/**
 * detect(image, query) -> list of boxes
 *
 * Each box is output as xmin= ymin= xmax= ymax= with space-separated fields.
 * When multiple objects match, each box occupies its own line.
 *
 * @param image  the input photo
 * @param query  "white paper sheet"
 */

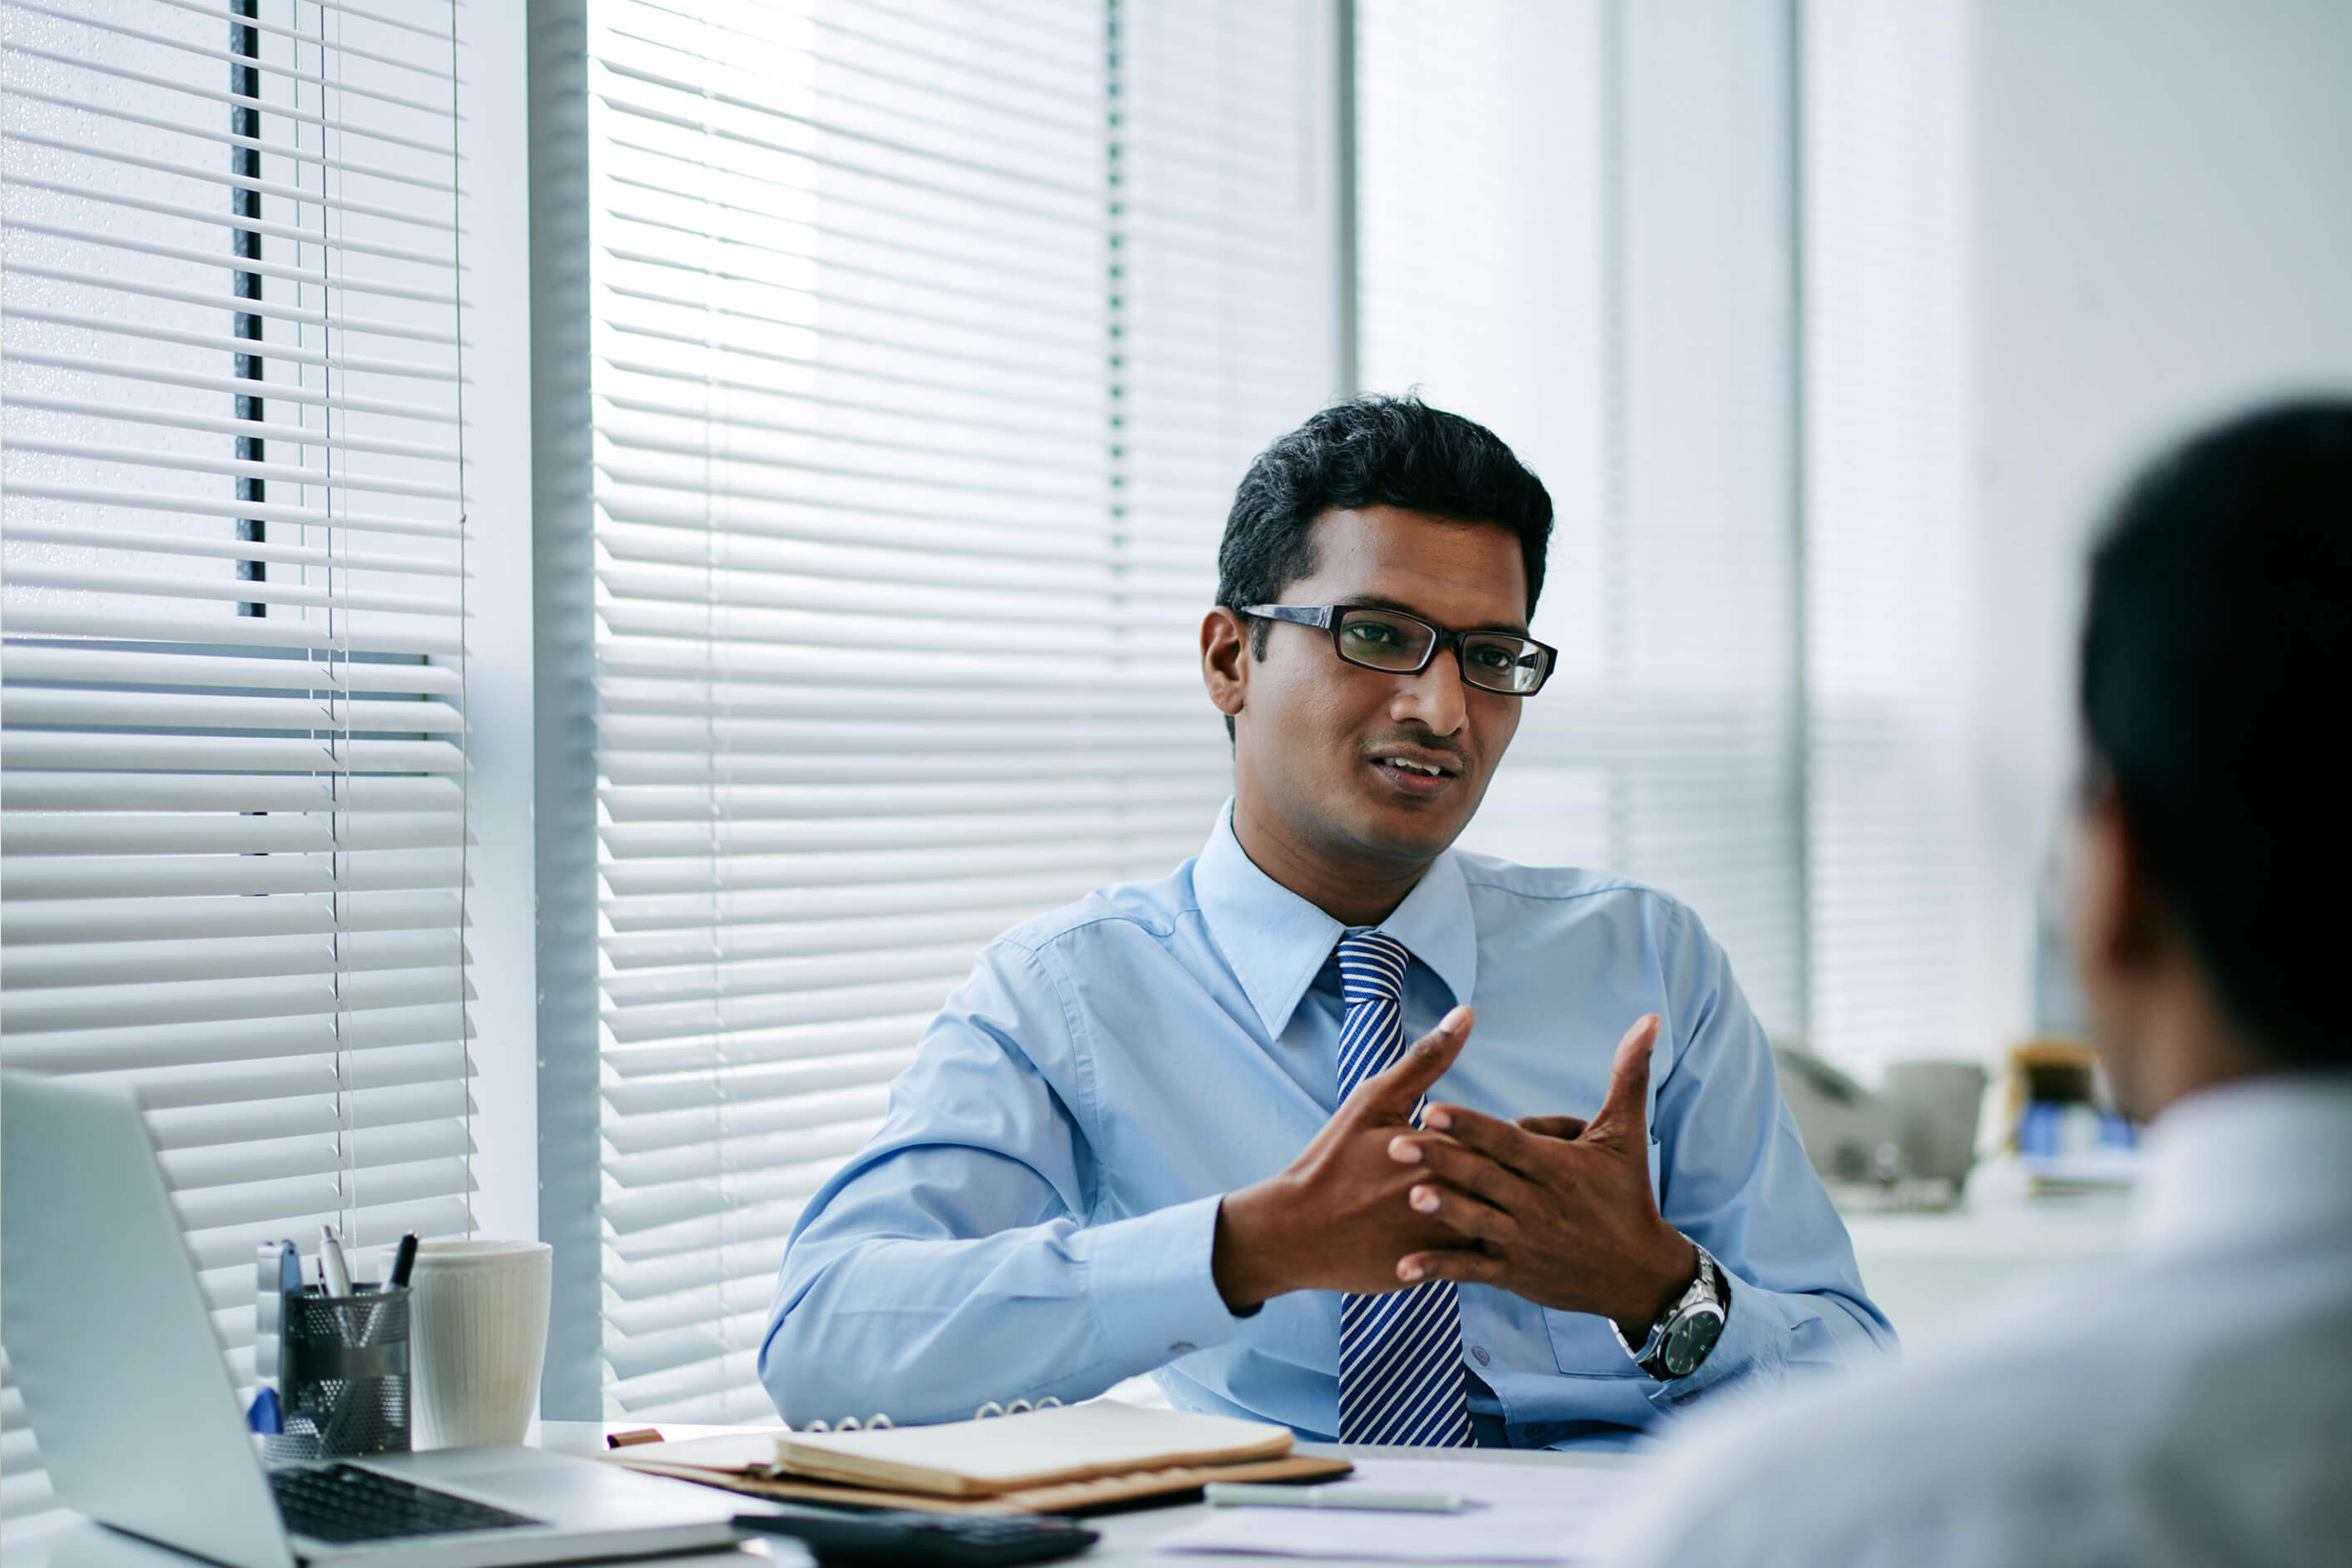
xmin=1153 ymin=1457 xmax=1633 ymax=1564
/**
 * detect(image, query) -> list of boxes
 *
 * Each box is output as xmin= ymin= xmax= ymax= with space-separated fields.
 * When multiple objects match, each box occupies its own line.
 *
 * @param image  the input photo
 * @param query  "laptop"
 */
xmin=1 ymin=1070 xmax=755 ymax=1568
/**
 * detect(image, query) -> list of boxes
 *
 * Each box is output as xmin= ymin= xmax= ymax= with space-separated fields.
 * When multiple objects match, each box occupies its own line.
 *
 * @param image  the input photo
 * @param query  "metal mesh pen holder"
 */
xmin=264 ymin=1286 xmax=412 ymax=1463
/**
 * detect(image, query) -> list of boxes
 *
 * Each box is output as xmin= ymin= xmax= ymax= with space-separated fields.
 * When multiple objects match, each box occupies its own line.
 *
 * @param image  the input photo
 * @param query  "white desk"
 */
xmin=551 ymin=1426 xmax=1637 ymax=1568
xmin=1842 ymin=1164 xmax=2131 ymax=1352
xmin=15 ymin=1425 xmax=1640 ymax=1568
xmin=1069 ymin=1445 xmax=1635 ymax=1567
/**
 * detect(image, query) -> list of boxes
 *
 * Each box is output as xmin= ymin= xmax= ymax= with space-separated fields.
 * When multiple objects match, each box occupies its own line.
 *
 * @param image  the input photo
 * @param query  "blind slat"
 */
xmin=598 ymin=808 xmax=1208 ymax=860
xmin=604 ymin=1015 xmax=930 ymax=1080
xmin=5 ymin=394 xmax=460 ymax=457
xmin=3 ymin=440 xmax=464 ymax=502
xmin=596 ymin=778 xmax=1209 ymax=821
xmin=0 ymin=650 xmax=464 ymax=697
xmin=600 ymin=911 xmax=1021 ymax=970
xmin=2 ymin=354 xmax=462 ymax=424
xmin=87 ymin=1040 xmax=472 ymax=1114
xmin=4 ymin=813 xmax=472 ymax=857
xmin=1 ymin=609 xmax=463 ymax=657
xmin=2 ymin=734 xmax=468 ymax=775
xmin=4 ymin=890 xmax=464 ymax=947
xmin=6 ymin=930 xmax=464 ymax=991
xmin=2 ymin=690 xmax=464 ymax=734
xmin=602 ymin=1050 xmax=915 ymax=1118
xmin=173 ymin=1155 xmax=475 ymax=1238
xmin=2 ymin=564 xmax=465 ymax=619
xmin=2 ymin=268 xmax=459 ymax=347
xmin=2 ymin=1001 xmax=470 ymax=1076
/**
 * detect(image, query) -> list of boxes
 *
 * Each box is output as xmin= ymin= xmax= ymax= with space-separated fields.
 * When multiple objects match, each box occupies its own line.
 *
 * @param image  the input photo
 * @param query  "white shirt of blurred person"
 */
xmin=1605 ymin=400 xmax=2352 ymax=1568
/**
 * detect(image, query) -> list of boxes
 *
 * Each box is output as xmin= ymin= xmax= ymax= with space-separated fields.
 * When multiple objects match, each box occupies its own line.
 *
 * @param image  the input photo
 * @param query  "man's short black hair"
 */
xmin=2081 ymin=398 xmax=2352 ymax=1069
xmin=1217 ymin=394 xmax=1553 ymax=647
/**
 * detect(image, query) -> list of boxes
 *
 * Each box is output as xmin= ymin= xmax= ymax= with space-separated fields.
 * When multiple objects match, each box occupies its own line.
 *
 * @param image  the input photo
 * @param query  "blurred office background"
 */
xmin=5 ymin=0 xmax=2351 ymax=1530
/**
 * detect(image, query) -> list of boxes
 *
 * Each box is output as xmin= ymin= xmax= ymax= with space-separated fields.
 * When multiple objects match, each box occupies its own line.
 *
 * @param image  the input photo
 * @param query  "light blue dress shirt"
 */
xmin=761 ymin=806 xmax=1893 ymax=1447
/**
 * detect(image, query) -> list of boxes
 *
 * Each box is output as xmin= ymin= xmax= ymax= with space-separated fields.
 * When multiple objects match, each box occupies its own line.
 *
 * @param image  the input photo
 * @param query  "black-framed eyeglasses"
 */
xmin=1242 ymin=603 xmax=1556 ymax=696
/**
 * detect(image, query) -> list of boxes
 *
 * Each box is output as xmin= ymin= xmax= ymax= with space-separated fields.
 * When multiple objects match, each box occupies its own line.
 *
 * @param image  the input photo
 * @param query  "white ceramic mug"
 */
xmin=1885 ymin=1061 xmax=1990 ymax=1186
xmin=407 ymin=1239 xmax=552 ymax=1449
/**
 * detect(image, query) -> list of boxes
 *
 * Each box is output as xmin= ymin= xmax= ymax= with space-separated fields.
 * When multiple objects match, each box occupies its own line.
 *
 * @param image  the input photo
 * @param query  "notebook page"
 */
xmin=776 ymin=1402 xmax=1293 ymax=1495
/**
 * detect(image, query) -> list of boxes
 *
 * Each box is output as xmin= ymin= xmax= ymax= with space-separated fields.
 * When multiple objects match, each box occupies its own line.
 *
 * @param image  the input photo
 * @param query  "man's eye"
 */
xmin=1345 ymin=621 xmax=1401 ymax=648
xmin=1469 ymin=643 xmax=1516 ymax=669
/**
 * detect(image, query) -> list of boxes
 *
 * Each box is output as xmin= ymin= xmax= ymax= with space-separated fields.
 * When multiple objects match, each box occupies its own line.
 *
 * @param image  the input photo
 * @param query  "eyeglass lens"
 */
xmin=1334 ymin=608 xmax=1548 ymax=694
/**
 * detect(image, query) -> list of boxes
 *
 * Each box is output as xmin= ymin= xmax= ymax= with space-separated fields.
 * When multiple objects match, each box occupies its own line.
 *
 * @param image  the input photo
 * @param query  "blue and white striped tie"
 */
xmin=1333 ymin=930 xmax=1473 ymax=1448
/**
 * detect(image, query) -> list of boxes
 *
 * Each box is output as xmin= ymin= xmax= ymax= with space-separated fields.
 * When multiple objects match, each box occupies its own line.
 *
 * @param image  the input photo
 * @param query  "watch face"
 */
xmin=1663 ymin=1310 xmax=1724 ymax=1377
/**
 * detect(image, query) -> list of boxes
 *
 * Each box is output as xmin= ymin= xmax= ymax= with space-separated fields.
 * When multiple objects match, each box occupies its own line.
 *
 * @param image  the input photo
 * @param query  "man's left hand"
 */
xmin=1385 ymin=1014 xmax=1698 ymax=1344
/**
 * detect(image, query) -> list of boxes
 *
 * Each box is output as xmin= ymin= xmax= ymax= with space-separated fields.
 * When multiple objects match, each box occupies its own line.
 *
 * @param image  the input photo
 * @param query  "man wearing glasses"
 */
xmin=762 ymin=396 xmax=1890 ymax=1445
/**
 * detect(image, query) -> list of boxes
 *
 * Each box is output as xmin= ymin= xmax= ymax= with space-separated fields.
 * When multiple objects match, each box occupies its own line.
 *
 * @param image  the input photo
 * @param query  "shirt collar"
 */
xmin=1193 ymin=800 xmax=1480 ymax=1039
xmin=2133 ymin=1069 xmax=2352 ymax=1262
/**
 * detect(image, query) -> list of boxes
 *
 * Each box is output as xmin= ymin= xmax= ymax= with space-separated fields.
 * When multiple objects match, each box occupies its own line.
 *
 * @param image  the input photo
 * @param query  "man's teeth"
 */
xmin=1385 ymin=759 xmax=1444 ymax=777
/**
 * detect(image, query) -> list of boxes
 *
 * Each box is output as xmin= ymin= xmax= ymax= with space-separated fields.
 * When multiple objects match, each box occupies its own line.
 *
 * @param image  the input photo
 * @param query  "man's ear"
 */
xmin=1202 ymin=607 xmax=1249 ymax=718
xmin=2072 ymin=781 xmax=2170 ymax=988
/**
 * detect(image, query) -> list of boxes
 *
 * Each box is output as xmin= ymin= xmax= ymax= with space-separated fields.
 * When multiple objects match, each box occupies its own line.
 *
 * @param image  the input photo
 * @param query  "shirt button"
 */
xmin=1169 ymin=1342 xmax=1197 ymax=1354
xmin=1526 ymin=1422 xmax=1552 ymax=1443
xmin=1469 ymin=1345 xmax=1491 ymax=1367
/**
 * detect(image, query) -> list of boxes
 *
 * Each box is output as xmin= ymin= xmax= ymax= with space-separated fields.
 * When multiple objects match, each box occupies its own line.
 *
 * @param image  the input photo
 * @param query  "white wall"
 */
xmin=1966 ymin=0 xmax=2352 ymax=1053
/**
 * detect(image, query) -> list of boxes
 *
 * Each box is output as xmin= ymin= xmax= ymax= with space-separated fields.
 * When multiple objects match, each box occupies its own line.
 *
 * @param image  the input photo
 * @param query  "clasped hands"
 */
xmin=1212 ymin=1007 xmax=1697 ymax=1343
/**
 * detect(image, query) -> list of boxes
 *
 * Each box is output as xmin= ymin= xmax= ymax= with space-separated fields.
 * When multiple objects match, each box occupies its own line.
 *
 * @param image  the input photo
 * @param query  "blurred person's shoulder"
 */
xmin=1604 ymin=1240 xmax=2352 ymax=1567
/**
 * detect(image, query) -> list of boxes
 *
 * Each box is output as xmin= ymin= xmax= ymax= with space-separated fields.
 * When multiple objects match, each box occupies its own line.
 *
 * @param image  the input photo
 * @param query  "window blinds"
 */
xmin=1356 ymin=0 xmax=1805 ymax=1037
xmin=1800 ymin=0 xmax=1975 ymax=1073
xmin=2 ymin=0 xmax=469 ymax=1530
xmin=570 ymin=0 xmax=1339 ymax=1421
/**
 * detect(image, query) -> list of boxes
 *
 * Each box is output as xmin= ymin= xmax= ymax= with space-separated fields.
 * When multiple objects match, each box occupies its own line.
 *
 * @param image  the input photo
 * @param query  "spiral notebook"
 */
xmin=603 ymin=1404 xmax=1351 ymax=1514
xmin=780 ymin=1402 xmax=1294 ymax=1495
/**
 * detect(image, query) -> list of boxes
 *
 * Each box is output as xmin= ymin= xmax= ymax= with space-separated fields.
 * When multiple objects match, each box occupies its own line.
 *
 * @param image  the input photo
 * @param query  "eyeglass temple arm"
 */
xmin=1237 ymin=604 xmax=1334 ymax=629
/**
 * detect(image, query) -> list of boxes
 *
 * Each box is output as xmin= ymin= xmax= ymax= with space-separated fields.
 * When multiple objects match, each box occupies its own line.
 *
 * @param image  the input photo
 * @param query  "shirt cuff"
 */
xmin=1079 ymin=1193 xmax=1252 ymax=1367
xmin=1640 ymin=1273 xmax=1798 ymax=1410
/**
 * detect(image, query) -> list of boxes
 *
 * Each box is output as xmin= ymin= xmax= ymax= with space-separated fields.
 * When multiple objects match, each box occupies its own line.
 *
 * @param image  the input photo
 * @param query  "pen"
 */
xmin=319 ymin=1223 xmax=353 ymax=1298
xmin=387 ymin=1232 xmax=419 ymax=1290
xmin=1203 ymin=1482 xmax=1473 ymax=1513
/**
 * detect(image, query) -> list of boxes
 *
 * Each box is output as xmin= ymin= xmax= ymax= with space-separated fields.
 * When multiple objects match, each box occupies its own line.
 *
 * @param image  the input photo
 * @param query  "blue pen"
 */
xmin=247 ymin=1385 xmax=283 ymax=1435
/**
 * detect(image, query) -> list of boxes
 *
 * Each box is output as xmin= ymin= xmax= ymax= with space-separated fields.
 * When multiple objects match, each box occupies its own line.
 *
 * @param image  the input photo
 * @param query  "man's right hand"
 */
xmin=1210 ymin=1005 xmax=1475 ymax=1312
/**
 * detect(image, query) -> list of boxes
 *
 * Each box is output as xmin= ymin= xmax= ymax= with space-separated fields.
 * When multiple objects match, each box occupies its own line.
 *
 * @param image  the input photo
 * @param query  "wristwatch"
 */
xmin=1612 ymin=1240 xmax=1730 ymax=1381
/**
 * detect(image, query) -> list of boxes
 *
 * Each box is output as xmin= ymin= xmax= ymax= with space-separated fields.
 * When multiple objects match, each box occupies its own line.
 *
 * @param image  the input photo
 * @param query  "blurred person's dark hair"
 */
xmin=1218 ymin=392 xmax=1553 ymax=658
xmin=2081 ymin=398 xmax=2352 ymax=1069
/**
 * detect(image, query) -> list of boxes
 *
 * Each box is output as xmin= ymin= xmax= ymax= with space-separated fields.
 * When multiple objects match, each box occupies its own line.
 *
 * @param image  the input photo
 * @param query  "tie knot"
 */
xmin=1334 ymin=930 xmax=1411 ymax=1007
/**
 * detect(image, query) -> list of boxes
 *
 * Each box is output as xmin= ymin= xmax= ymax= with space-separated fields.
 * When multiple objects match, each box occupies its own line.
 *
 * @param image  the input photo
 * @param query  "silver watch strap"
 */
xmin=1614 ymin=1240 xmax=1729 ymax=1375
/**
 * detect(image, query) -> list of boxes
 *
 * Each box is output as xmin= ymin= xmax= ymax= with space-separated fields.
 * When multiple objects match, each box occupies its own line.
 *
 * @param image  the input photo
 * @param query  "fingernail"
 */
xmin=1424 ymin=1107 xmax=1451 ymax=1130
xmin=1389 ymin=1137 xmax=1422 ymax=1164
xmin=1400 ymin=1263 xmax=1425 ymax=1283
xmin=1412 ymin=1186 xmax=1439 ymax=1213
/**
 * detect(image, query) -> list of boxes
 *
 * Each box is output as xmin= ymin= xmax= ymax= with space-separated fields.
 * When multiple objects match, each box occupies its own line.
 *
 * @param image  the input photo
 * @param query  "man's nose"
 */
xmin=1389 ymin=648 xmax=1469 ymax=735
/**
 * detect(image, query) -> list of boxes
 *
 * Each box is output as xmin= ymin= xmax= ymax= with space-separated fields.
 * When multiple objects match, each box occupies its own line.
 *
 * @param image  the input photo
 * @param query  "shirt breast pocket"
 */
xmin=1541 ymin=1137 xmax=1665 ymax=1377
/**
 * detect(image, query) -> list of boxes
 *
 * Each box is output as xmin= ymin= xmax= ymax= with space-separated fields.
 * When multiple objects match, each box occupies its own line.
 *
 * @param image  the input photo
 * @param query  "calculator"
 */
xmin=731 ymin=1508 xmax=1099 ymax=1566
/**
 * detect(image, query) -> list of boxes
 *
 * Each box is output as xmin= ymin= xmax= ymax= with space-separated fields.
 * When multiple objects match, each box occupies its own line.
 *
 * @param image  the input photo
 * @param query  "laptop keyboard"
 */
xmin=270 ymin=1464 xmax=546 ymax=1543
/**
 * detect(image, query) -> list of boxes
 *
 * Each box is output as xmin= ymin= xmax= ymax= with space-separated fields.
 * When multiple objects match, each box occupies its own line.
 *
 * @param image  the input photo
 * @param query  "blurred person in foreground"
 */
xmin=1609 ymin=399 xmax=2352 ymax=1566
xmin=762 ymin=396 xmax=1891 ymax=1445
